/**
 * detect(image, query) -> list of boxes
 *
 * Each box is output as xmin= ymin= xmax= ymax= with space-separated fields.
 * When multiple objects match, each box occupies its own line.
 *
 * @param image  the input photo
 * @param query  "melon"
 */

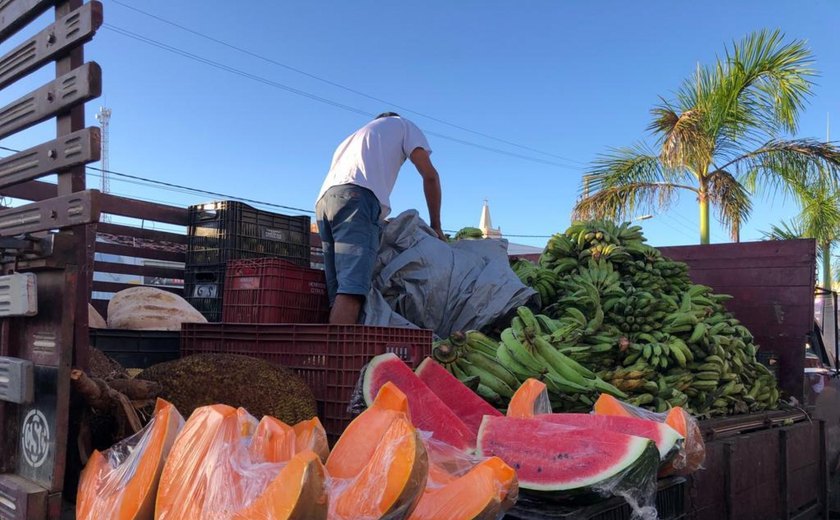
xmin=408 ymin=457 xmax=517 ymax=520
xmin=363 ymin=353 xmax=476 ymax=450
xmin=108 ymin=286 xmax=206 ymax=331
xmin=250 ymin=416 xmax=296 ymax=463
xmin=330 ymin=415 xmax=428 ymax=519
xmin=293 ymin=417 xmax=330 ymax=463
xmin=535 ymin=413 xmax=682 ymax=460
xmin=506 ymin=378 xmax=551 ymax=418
xmin=415 ymin=357 xmax=502 ymax=433
xmin=76 ymin=399 xmax=183 ymax=520
xmin=661 ymin=407 xmax=705 ymax=475
xmin=593 ymin=394 xmax=634 ymax=418
xmin=477 ymin=416 xmax=657 ymax=492
xmin=155 ymin=404 xmax=254 ymax=518
xmin=327 ymin=382 xmax=411 ymax=479
xmin=231 ymin=450 xmax=328 ymax=520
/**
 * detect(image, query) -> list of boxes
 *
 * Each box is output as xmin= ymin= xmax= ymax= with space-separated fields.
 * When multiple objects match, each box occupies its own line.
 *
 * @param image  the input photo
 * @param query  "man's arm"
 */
xmin=409 ymin=147 xmax=445 ymax=240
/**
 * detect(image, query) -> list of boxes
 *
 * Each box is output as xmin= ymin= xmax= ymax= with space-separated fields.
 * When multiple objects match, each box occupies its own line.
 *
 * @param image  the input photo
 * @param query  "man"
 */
xmin=315 ymin=112 xmax=444 ymax=324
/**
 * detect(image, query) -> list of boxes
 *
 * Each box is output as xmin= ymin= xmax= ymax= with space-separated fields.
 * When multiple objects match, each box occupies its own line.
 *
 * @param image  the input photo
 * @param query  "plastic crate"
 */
xmin=180 ymin=323 xmax=432 ymax=442
xmin=187 ymin=200 xmax=311 ymax=268
xmin=222 ymin=258 xmax=329 ymax=324
xmin=89 ymin=329 xmax=180 ymax=369
xmin=506 ymin=477 xmax=685 ymax=519
xmin=184 ymin=264 xmax=226 ymax=322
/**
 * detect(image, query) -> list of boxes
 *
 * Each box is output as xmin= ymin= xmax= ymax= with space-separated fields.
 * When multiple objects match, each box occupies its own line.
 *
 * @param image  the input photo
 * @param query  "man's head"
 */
xmin=375 ymin=112 xmax=401 ymax=119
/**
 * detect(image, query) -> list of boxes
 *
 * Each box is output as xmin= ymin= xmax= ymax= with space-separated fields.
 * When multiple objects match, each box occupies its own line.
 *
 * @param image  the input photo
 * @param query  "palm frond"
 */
xmin=722 ymin=139 xmax=840 ymax=198
xmin=649 ymin=104 xmax=711 ymax=170
xmin=581 ymin=144 xmax=689 ymax=195
xmin=572 ymin=182 xmax=687 ymax=222
xmin=762 ymin=219 xmax=805 ymax=241
xmin=706 ymin=169 xmax=753 ymax=240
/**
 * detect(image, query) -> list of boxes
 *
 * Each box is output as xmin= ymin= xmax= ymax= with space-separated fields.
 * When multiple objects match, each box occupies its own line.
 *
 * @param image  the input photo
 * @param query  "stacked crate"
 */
xmin=185 ymin=201 xmax=310 ymax=321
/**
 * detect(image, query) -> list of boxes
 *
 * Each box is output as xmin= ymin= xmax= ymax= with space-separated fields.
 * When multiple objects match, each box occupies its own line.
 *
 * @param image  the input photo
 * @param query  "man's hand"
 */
xmin=432 ymin=225 xmax=446 ymax=241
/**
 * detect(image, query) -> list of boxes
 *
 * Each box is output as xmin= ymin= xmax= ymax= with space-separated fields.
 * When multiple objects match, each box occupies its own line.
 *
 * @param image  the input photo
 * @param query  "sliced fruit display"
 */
xmin=415 ymin=357 xmax=502 ymax=433
xmin=327 ymin=381 xmax=411 ymax=479
xmin=250 ymin=415 xmax=296 ymax=463
xmin=477 ymin=416 xmax=657 ymax=492
xmin=330 ymin=415 xmax=428 ymax=520
xmin=293 ymin=417 xmax=330 ymax=463
xmin=408 ymin=457 xmax=517 ymax=520
xmin=506 ymin=378 xmax=552 ymax=418
xmin=363 ymin=353 xmax=476 ymax=450
xmin=593 ymin=393 xmax=635 ymax=418
xmin=231 ymin=450 xmax=328 ymax=520
xmin=77 ymin=399 xmax=183 ymax=520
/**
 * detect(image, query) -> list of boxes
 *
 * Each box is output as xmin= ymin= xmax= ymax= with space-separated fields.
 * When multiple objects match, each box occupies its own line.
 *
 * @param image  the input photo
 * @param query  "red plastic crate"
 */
xmin=222 ymin=258 xmax=329 ymax=323
xmin=180 ymin=323 xmax=433 ymax=443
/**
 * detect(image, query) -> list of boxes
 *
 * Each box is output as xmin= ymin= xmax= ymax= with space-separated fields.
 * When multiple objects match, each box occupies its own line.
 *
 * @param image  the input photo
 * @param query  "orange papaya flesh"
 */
xmin=409 ymin=456 xmax=517 ymax=520
xmin=330 ymin=415 xmax=428 ymax=520
xmin=592 ymin=393 xmax=635 ymax=418
xmin=155 ymin=404 xmax=254 ymax=519
xmin=293 ymin=417 xmax=330 ymax=464
xmin=326 ymin=381 xmax=410 ymax=479
xmin=250 ymin=415 xmax=296 ymax=463
xmin=76 ymin=398 xmax=183 ymax=520
xmin=231 ymin=450 xmax=328 ymax=520
xmin=506 ymin=378 xmax=551 ymax=418
xmin=660 ymin=406 xmax=706 ymax=476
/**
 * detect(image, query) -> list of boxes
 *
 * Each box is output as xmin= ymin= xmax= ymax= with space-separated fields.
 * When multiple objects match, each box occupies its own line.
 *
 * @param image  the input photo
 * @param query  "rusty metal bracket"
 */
xmin=0 ymin=0 xmax=59 ymax=43
xmin=0 ymin=1 xmax=102 ymax=91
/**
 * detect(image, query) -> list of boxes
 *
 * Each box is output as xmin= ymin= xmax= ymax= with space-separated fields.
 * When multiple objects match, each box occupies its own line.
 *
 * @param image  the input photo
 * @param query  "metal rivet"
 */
xmin=47 ymin=150 xmax=56 ymax=159
xmin=46 ymin=92 xmax=54 ymax=103
xmin=46 ymin=33 xmax=55 ymax=45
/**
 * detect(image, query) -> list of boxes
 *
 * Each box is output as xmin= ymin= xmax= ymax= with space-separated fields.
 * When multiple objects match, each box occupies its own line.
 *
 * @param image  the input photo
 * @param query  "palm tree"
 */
xmin=763 ymin=176 xmax=840 ymax=289
xmin=574 ymin=29 xmax=840 ymax=244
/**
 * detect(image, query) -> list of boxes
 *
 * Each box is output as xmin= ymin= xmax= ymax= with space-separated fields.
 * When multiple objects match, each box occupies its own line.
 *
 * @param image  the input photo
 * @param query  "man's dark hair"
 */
xmin=375 ymin=112 xmax=401 ymax=119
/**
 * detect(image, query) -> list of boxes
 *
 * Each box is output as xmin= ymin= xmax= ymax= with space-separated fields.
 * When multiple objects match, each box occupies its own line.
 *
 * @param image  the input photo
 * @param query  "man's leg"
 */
xmin=330 ymin=294 xmax=364 ymax=324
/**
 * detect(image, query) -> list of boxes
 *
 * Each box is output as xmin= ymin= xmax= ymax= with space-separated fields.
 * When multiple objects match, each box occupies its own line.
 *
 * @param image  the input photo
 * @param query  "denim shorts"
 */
xmin=315 ymin=184 xmax=382 ymax=305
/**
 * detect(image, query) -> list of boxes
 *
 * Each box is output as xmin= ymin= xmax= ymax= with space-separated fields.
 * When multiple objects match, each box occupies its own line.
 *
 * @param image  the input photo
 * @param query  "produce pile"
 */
xmin=77 ymin=390 xmax=518 ymax=520
xmin=435 ymin=220 xmax=780 ymax=417
xmin=360 ymin=353 xmax=703 ymax=515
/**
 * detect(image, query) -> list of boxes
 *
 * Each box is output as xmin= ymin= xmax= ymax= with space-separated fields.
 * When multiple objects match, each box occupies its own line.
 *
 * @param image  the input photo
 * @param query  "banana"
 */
xmin=465 ymin=330 xmax=500 ymax=357
xmin=688 ymin=323 xmax=707 ymax=344
xmin=459 ymin=359 xmax=516 ymax=398
xmin=501 ymin=329 xmax=548 ymax=375
xmin=474 ymin=383 xmax=504 ymax=405
xmin=516 ymin=306 xmax=540 ymax=337
xmin=531 ymin=335 xmax=591 ymax=388
xmin=463 ymin=349 xmax=520 ymax=389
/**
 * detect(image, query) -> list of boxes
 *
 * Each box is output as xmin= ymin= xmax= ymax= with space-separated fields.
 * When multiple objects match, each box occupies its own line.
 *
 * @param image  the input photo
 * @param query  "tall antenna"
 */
xmin=95 ymin=106 xmax=112 ymax=222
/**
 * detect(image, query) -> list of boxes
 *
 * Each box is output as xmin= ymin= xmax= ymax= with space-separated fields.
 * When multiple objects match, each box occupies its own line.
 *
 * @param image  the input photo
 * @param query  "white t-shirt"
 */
xmin=316 ymin=116 xmax=431 ymax=219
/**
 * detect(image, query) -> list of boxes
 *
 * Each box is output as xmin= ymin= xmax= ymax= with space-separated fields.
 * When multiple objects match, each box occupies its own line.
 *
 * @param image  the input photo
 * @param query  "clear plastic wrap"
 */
xmin=593 ymin=394 xmax=706 ymax=476
xmin=76 ymin=398 xmax=184 ymax=520
xmin=408 ymin=436 xmax=519 ymax=520
xmin=155 ymin=405 xmax=328 ymax=520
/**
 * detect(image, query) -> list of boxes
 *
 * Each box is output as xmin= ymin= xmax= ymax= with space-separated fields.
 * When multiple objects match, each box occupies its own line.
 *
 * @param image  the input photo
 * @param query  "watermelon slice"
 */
xmin=477 ymin=416 xmax=656 ymax=491
xmin=363 ymin=353 xmax=476 ymax=450
xmin=537 ymin=414 xmax=682 ymax=460
xmin=415 ymin=357 xmax=503 ymax=433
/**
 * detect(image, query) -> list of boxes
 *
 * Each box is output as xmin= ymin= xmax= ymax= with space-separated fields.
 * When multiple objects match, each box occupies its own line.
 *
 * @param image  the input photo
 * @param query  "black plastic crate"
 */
xmin=89 ymin=329 xmax=180 ymax=369
xmin=187 ymin=201 xmax=310 ymax=268
xmin=505 ymin=477 xmax=685 ymax=520
xmin=184 ymin=264 xmax=226 ymax=322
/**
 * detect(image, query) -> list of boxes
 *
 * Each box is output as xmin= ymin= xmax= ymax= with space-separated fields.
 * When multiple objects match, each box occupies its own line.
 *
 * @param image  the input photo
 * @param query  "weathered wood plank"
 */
xmin=0 ymin=0 xmax=58 ymax=42
xmin=0 ymin=128 xmax=99 ymax=189
xmin=0 ymin=1 xmax=102 ymax=90
xmin=92 ymin=281 xmax=183 ymax=296
xmin=97 ymin=222 xmax=187 ymax=244
xmin=0 ymin=62 xmax=101 ymax=141
xmin=94 ymin=261 xmax=183 ymax=279
xmin=0 ymin=189 xmax=99 ymax=235
xmin=95 ymin=242 xmax=184 ymax=263
xmin=100 ymin=193 xmax=189 ymax=227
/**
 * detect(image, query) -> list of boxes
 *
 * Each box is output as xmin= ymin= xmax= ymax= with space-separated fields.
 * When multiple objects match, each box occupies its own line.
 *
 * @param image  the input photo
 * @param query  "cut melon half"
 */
xmin=506 ymin=378 xmax=551 ymax=418
xmin=232 ymin=450 xmax=328 ymax=520
xmin=293 ymin=417 xmax=330 ymax=464
xmin=592 ymin=393 xmax=634 ymax=418
xmin=477 ymin=416 xmax=655 ymax=491
xmin=250 ymin=416 xmax=296 ymax=463
xmin=408 ymin=456 xmax=517 ymax=520
xmin=77 ymin=398 xmax=183 ymax=520
xmin=327 ymin=381 xmax=410 ymax=479
xmin=330 ymin=416 xmax=428 ymax=519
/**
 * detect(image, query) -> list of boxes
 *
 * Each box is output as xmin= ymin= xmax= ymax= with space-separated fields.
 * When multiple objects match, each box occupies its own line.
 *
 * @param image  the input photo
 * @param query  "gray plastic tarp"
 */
xmin=362 ymin=210 xmax=537 ymax=338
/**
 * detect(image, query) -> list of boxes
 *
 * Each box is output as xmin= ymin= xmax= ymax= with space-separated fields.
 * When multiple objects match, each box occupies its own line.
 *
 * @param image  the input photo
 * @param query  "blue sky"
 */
xmin=3 ymin=1 xmax=839 ymax=247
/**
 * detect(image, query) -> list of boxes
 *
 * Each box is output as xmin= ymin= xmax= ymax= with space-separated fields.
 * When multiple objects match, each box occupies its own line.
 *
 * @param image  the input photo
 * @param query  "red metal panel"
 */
xmin=727 ymin=428 xmax=783 ymax=520
xmin=660 ymin=239 xmax=816 ymax=402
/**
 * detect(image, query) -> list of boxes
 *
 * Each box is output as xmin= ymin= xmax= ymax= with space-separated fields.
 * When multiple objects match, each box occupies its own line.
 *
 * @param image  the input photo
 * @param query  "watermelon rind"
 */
xmin=476 ymin=416 xmax=655 ymax=492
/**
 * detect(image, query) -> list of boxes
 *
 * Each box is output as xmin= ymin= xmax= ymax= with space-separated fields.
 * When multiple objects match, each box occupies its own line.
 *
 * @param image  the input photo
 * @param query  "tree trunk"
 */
xmin=699 ymin=190 xmax=710 ymax=245
xmin=822 ymin=242 xmax=832 ymax=290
